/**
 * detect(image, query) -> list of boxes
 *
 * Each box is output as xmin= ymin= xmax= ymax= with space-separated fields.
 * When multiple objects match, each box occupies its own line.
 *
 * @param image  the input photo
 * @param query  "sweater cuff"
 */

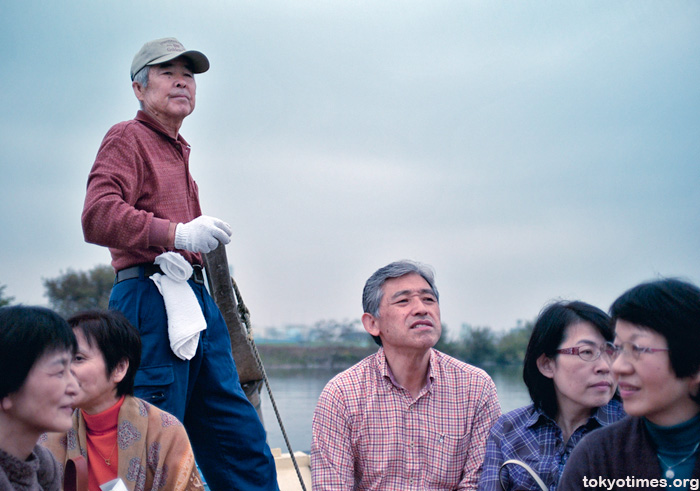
xmin=149 ymin=217 xmax=172 ymax=248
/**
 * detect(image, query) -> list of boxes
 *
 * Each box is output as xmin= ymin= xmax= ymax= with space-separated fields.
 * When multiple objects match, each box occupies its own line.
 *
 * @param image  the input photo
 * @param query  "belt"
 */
xmin=115 ymin=263 xmax=205 ymax=285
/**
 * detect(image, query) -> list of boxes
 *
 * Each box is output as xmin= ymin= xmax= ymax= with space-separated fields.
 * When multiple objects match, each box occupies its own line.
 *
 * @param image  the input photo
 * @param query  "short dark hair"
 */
xmin=67 ymin=310 xmax=142 ymax=397
xmin=523 ymin=300 xmax=613 ymax=418
xmin=610 ymin=278 xmax=700 ymax=402
xmin=0 ymin=305 xmax=77 ymax=399
xmin=362 ymin=260 xmax=439 ymax=346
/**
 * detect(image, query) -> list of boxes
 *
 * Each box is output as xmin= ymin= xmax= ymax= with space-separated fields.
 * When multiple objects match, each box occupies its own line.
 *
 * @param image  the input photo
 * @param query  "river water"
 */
xmin=260 ymin=364 xmax=530 ymax=453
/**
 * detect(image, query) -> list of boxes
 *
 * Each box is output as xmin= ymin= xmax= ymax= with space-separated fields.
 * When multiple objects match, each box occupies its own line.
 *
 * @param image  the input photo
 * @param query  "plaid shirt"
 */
xmin=476 ymin=400 xmax=625 ymax=491
xmin=311 ymin=348 xmax=501 ymax=490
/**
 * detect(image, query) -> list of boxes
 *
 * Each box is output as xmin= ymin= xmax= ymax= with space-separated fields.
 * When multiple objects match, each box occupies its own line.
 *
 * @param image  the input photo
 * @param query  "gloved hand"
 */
xmin=174 ymin=215 xmax=232 ymax=253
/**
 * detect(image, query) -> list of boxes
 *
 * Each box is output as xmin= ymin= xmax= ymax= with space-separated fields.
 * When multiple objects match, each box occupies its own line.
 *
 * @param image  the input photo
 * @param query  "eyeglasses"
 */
xmin=605 ymin=341 xmax=669 ymax=361
xmin=556 ymin=344 xmax=614 ymax=362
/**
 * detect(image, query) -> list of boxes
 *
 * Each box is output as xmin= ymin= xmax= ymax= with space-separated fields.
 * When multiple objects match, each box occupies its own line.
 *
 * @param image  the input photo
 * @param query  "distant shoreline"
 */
xmin=256 ymin=344 xmax=377 ymax=370
xmin=254 ymin=343 xmax=518 ymax=371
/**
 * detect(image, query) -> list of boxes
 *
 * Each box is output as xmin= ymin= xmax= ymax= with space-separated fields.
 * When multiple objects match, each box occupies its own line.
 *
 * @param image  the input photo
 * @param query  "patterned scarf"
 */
xmin=41 ymin=396 xmax=204 ymax=491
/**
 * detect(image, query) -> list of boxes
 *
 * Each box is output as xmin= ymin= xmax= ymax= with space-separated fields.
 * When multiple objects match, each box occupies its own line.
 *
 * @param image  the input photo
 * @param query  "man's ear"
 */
xmin=362 ymin=313 xmax=380 ymax=338
xmin=536 ymin=353 xmax=555 ymax=379
xmin=132 ymin=81 xmax=145 ymax=102
xmin=111 ymin=359 xmax=129 ymax=385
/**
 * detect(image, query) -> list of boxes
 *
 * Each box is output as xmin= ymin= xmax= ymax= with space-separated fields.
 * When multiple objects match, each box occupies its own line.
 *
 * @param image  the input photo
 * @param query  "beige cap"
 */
xmin=131 ymin=37 xmax=209 ymax=80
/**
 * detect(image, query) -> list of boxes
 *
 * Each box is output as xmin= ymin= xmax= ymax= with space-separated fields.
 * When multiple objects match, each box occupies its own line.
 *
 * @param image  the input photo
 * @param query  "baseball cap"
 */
xmin=131 ymin=37 xmax=210 ymax=80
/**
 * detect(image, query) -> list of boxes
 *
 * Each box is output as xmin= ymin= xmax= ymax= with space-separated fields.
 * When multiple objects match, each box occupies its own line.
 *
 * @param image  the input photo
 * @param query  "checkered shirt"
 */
xmin=476 ymin=400 xmax=625 ymax=491
xmin=311 ymin=348 xmax=501 ymax=490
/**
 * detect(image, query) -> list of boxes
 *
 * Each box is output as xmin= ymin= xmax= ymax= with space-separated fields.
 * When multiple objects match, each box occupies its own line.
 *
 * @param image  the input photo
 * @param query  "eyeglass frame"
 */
xmin=604 ymin=341 xmax=670 ymax=361
xmin=555 ymin=344 xmax=615 ymax=362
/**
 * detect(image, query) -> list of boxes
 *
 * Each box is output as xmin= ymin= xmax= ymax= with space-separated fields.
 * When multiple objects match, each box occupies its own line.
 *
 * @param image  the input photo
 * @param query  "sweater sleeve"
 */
xmin=82 ymin=124 xmax=171 ymax=251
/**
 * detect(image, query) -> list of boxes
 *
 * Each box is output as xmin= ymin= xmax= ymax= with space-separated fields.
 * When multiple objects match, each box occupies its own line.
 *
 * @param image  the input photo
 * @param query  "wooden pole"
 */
xmin=202 ymin=245 xmax=264 ymax=414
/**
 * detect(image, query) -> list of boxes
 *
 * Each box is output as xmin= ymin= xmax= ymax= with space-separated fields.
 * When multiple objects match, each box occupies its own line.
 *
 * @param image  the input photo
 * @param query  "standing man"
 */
xmin=311 ymin=260 xmax=502 ymax=490
xmin=82 ymin=37 xmax=278 ymax=490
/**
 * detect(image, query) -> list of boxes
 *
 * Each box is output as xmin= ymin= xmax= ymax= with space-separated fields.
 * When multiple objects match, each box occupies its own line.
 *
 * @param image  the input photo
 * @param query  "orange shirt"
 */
xmin=82 ymin=396 xmax=125 ymax=491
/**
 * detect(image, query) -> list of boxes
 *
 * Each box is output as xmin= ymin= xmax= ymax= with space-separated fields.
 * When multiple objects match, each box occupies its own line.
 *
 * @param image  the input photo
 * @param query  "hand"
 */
xmin=174 ymin=215 xmax=232 ymax=253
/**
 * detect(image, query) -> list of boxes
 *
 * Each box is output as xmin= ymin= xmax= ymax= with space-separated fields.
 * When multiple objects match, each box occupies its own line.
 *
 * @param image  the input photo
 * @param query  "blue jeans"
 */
xmin=110 ymin=269 xmax=278 ymax=491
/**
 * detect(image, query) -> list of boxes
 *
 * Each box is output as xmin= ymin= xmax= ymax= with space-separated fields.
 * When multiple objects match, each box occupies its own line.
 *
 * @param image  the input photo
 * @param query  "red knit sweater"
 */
xmin=82 ymin=111 xmax=203 ymax=272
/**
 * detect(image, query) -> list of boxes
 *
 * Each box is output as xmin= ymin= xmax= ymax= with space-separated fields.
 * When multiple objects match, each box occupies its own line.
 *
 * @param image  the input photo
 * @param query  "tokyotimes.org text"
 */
xmin=582 ymin=476 xmax=700 ymax=490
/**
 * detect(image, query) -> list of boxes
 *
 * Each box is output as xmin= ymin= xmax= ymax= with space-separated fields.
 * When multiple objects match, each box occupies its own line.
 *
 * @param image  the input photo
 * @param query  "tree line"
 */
xmin=435 ymin=322 xmax=533 ymax=368
xmin=0 ymin=265 xmax=114 ymax=314
xmin=0 ymin=265 xmax=534 ymax=368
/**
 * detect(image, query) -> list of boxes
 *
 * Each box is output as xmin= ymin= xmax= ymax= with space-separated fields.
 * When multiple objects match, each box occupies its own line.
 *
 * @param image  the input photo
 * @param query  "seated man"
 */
xmin=311 ymin=260 xmax=502 ymax=490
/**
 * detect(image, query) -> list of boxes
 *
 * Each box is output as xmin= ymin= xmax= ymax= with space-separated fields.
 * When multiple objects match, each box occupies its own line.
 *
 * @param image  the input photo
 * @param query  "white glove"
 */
xmin=174 ymin=215 xmax=232 ymax=253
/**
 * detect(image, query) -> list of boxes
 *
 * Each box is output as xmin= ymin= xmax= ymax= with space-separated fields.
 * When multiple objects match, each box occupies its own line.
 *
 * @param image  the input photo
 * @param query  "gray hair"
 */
xmin=362 ymin=260 xmax=439 ymax=317
xmin=132 ymin=65 xmax=150 ymax=88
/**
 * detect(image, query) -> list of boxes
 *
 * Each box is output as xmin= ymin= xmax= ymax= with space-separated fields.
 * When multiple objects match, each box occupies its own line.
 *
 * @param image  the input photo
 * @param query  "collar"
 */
xmin=0 ymin=446 xmax=41 ymax=484
xmin=526 ymin=399 xmax=621 ymax=430
xmin=526 ymin=405 xmax=555 ymax=429
xmin=377 ymin=347 xmax=435 ymax=392
xmin=644 ymin=412 xmax=700 ymax=449
xmin=81 ymin=395 xmax=125 ymax=434
xmin=135 ymin=110 xmax=190 ymax=148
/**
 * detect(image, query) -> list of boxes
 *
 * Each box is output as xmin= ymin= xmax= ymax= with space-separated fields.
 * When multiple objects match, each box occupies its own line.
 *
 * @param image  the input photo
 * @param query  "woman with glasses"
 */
xmin=560 ymin=279 xmax=700 ymax=491
xmin=478 ymin=301 xmax=624 ymax=491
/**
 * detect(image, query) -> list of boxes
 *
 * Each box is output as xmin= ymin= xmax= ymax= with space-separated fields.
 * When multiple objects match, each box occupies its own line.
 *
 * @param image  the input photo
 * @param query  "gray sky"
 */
xmin=2 ymin=1 xmax=699 ymax=334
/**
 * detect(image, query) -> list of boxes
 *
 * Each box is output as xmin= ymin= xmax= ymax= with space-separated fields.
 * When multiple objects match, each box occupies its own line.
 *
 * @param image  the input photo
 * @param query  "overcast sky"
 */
xmin=2 ymin=1 xmax=698 ymax=334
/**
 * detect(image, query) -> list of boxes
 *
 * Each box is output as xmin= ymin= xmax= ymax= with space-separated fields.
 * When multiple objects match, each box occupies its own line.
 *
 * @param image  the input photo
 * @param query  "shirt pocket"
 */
xmin=424 ymin=421 xmax=468 ymax=486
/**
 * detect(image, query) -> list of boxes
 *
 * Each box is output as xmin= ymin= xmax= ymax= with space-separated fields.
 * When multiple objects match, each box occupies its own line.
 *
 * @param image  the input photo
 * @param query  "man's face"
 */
xmin=133 ymin=57 xmax=196 ymax=125
xmin=362 ymin=273 xmax=441 ymax=353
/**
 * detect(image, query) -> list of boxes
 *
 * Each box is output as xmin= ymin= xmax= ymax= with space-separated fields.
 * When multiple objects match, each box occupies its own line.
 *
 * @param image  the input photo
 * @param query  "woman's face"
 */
xmin=71 ymin=329 xmax=124 ymax=414
xmin=612 ymin=320 xmax=700 ymax=426
xmin=539 ymin=321 xmax=616 ymax=417
xmin=2 ymin=349 xmax=78 ymax=436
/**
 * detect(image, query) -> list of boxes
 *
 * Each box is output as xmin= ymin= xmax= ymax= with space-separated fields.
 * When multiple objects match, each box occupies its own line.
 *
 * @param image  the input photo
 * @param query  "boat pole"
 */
xmin=203 ymin=243 xmax=309 ymax=491
xmin=202 ymin=244 xmax=264 ymax=418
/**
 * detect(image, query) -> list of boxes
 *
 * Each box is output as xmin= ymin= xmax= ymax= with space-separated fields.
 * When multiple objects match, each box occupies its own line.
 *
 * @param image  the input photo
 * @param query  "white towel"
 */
xmin=100 ymin=478 xmax=128 ymax=491
xmin=150 ymin=252 xmax=207 ymax=360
